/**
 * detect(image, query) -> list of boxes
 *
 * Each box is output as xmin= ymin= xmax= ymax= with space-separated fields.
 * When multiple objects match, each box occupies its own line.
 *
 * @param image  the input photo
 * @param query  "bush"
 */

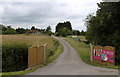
xmin=83 ymin=40 xmax=90 ymax=44
xmin=54 ymin=32 xmax=59 ymax=36
xmin=2 ymin=43 xmax=30 ymax=72
xmin=48 ymin=51 xmax=54 ymax=57
xmin=56 ymin=27 xmax=72 ymax=37
xmin=115 ymin=50 xmax=120 ymax=65
xmin=47 ymin=31 xmax=53 ymax=36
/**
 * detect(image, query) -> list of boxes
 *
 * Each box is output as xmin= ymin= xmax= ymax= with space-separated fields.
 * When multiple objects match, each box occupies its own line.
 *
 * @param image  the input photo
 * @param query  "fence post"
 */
xmin=90 ymin=43 xmax=93 ymax=63
xmin=43 ymin=43 xmax=47 ymax=64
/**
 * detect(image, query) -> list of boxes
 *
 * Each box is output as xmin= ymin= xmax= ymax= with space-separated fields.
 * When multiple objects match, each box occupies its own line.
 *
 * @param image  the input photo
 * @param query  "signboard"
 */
xmin=102 ymin=50 xmax=114 ymax=62
xmin=93 ymin=49 xmax=102 ymax=60
xmin=93 ymin=49 xmax=114 ymax=62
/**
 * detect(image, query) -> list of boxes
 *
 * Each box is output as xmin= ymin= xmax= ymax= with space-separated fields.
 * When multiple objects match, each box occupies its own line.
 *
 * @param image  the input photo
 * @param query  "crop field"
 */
xmin=2 ymin=34 xmax=59 ymax=72
xmin=2 ymin=35 xmax=55 ymax=50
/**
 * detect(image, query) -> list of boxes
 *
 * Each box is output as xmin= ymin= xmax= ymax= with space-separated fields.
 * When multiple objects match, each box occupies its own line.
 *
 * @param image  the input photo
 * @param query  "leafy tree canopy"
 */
xmin=56 ymin=21 xmax=72 ymax=33
xmin=85 ymin=2 xmax=120 ymax=49
xmin=31 ymin=26 xmax=36 ymax=30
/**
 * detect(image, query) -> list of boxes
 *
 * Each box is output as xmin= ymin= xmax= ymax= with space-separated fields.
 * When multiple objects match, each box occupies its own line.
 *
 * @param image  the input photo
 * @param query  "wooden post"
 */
xmin=28 ymin=43 xmax=47 ymax=68
xmin=28 ymin=46 xmax=37 ymax=68
xmin=90 ymin=43 xmax=93 ymax=63
xmin=43 ymin=43 xmax=47 ymax=64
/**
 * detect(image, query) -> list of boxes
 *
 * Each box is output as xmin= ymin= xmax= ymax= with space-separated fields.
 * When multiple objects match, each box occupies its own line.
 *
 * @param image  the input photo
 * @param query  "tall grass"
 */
xmin=2 ymin=35 xmax=55 ymax=50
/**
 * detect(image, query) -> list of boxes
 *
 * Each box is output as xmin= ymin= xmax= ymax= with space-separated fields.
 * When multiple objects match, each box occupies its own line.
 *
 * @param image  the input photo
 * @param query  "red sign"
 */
xmin=93 ymin=49 xmax=114 ymax=62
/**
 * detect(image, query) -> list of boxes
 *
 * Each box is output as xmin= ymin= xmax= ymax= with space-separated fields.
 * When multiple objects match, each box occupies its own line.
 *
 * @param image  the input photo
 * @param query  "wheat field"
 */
xmin=2 ymin=35 xmax=55 ymax=50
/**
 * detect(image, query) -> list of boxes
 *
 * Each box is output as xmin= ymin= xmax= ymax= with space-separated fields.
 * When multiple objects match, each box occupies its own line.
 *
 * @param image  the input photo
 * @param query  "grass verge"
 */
xmin=44 ymin=38 xmax=63 ymax=66
xmin=65 ymin=37 xmax=119 ymax=69
xmin=2 ymin=67 xmax=39 ymax=76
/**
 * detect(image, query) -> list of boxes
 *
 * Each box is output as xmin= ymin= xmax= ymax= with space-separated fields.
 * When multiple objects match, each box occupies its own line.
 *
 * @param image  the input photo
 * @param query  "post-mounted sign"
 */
xmin=91 ymin=45 xmax=115 ymax=66
xmin=93 ymin=49 xmax=114 ymax=62
xmin=102 ymin=50 xmax=114 ymax=62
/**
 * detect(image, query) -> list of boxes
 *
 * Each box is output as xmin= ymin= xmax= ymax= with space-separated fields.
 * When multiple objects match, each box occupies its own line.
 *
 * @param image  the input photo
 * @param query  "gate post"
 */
xmin=43 ymin=43 xmax=47 ymax=64
xmin=90 ymin=43 xmax=93 ymax=63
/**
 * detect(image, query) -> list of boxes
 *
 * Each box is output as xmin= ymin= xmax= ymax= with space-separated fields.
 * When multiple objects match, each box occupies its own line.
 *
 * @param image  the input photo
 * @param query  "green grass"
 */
xmin=65 ymin=37 xmax=90 ymax=63
xmin=67 ymin=35 xmax=87 ymax=41
xmin=65 ymin=36 xmax=119 ymax=69
xmin=2 ymin=67 xmax=39 ymax=76
xmin=44 ymin=39 xmax=63 ymax=65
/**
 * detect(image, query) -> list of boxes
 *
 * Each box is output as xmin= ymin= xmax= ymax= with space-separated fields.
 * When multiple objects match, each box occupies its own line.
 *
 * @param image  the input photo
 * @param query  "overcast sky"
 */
xmin=0 ymin=0 xmax=102 ymax=32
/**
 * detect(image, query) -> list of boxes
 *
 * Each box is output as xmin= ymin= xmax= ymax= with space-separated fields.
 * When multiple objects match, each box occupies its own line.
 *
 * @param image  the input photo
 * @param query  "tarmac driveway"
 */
xmin=25 ymin=38 xmax=118 ymax=75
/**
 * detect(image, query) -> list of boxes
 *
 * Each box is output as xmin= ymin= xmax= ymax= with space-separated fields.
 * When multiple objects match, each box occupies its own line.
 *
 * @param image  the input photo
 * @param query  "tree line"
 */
xmin=55 ymin=21 xmax=86 ymax=37
xmin=0 ymin=22 xmax=86 ymax=37
xmin=0 ymin=24 xmax=53 ymax=36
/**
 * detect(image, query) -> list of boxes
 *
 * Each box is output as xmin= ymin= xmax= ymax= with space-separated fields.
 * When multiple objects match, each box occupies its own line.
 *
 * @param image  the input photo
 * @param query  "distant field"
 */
xmin=2 ymin=35 xmax=55 ymax=50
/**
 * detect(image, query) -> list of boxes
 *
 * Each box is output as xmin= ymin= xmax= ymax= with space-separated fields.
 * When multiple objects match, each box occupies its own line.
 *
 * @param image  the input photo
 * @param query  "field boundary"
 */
xmin=44 ymin=38 xmax=63 ymax=65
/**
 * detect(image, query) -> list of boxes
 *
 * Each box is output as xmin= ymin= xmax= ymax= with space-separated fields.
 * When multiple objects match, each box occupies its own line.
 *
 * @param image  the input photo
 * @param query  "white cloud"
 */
xmin=0 ymin=0 xmax=102 ymax=32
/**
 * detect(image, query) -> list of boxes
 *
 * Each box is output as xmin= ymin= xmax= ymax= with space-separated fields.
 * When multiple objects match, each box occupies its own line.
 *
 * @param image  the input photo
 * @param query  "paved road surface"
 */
xmin=26 ymin=38 xmax=118 ymax=75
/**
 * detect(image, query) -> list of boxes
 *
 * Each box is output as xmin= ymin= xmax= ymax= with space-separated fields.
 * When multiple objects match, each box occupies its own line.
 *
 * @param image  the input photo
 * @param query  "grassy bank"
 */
xmin=45 ymin=39 xmax=63 ymax=65
xmin=65 ymin=36 xmax=118 ymax=69
xmin=65 ymin=36 xmax=90 ymax=63
xmin=2 ymin=67 xmax=39 ymax=76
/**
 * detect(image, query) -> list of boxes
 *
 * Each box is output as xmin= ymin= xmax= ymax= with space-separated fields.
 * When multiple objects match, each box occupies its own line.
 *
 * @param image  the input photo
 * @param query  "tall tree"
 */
xmin=85 ymin=2 xmax=120 ymax=46
xmin=80 ymin=30 xmax=86 ymax=36
xmin=85 ymin=2 xmax=120 ymax=64
xmin=2 ymin=26 xmax=16 ymax=34
xmin=58 ymin=27 xmax=72 ymax=37
xmin=46 ymin=26 xmax=53 ymax=36
xmin=16 ymin=28 xmax=26 ymax=34
xmin=31 ymin=26 xmax=36 ymax=30
xmin=0 ymin=24 xmax=6 ymax=31
xmin=56 ymin=21 xmax=72 ymax=33
xmin=46 ymin=26 xmax=51 ymax=33
xmin=72 ymin=30 xmax=80 ymax=35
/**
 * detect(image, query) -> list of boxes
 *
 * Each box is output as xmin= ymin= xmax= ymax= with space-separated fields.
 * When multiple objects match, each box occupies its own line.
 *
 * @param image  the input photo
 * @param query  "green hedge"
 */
xmin=2 ymin=38 xmax=59 ymax=72
xmin=2 ymin=43 xmax=30 ymax=72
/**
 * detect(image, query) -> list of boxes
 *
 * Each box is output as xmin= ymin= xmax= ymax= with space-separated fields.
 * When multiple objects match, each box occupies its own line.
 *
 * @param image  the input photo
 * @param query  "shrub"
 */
xmin=83 ymin=40 xmax=90 ymax=44
xmin=47 ymin=31 xmax=53 ymax=36
xmin=115 ymin=50 xmax=120 ymax=65
xmin=48 ymin=50 xmax=54 ymax=57
xmin=2 ymin=43 xmax=30 ymax=72
xmin=57 ymin=27 xmax=72 ymax=37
